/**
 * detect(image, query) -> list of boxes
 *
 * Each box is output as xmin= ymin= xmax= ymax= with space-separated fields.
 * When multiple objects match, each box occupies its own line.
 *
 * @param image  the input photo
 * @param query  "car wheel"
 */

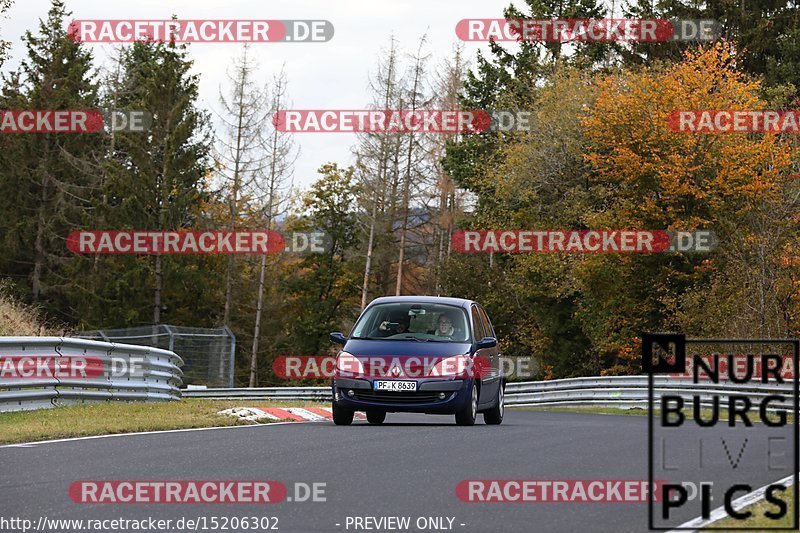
xmin=455 ymin=382 xmax=478 ymax=426
xmin=332 ymin=400 xmax=354 ymax=425
xmin=484 ymin=384 xmax=504 ymax=425
xmin=366 ymin=410 xmax=386 ymax=424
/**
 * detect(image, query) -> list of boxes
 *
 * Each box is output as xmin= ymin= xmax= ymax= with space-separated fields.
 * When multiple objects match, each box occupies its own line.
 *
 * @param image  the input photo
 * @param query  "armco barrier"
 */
xmin=0 ymin=337 xmax=183 ymax=412
xmin=183 ymin=386 xmax=331 ymax=401
xmin=504 ymin=376 xmax=795 ymax=410
xmin=182 ymin=375 xmax=796 ymax=411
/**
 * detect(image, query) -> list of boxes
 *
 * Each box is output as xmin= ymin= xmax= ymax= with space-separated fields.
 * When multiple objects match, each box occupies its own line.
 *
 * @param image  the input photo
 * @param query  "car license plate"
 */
xmin=374 ymin=380 xmax=417 ymax=392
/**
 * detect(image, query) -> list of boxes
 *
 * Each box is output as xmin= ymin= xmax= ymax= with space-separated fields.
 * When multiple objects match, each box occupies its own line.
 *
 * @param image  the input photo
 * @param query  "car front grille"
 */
xmin=351 ymin=389 xmax=447 ymax=404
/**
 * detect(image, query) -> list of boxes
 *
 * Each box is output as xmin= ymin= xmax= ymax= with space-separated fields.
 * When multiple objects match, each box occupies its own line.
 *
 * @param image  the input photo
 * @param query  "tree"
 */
xmin=285 ymin=164 xmax=361 ymax=356
xmin=394 ymin=35 xmax=431 ymax=295
xmin=442 ymin=68 xmax=599 ymax=378
xmin=430 ymin=44 xmax=469 ymax=294
xmin=354 ymin=36 xmax=403 ymax=306
xmin=215 ymin=44 xmax=271 ymax=330
xmin=103 ymin=37 xmax=213 ymax=326
xmin=443 ymin=0 xmax=609 ymax=204
xmin=582 ymin=42 xmax=798 ymax=368
xmin=624 ymin=0 xmax=800 ymax=97
xmin=0 ymin=0 xmax=102 ymax=321
xmin=0 ymin=0 xmax=14 ymax=67
xmin=248 ymin=67 xmax=297 ymax=387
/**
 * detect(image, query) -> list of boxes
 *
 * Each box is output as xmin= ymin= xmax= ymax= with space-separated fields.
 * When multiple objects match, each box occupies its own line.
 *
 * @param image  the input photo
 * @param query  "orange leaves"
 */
xmin=583 ymin=42 xmax=793 ymax=228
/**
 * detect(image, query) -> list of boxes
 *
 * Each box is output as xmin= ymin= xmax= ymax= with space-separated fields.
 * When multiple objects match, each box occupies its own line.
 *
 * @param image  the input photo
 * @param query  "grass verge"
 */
xmin=0 ymin=278 xmax=62 ymax=335
xmin=714 ymin=486 xmax=795 ymax=530
xmin=0 ymin=400 xmax=322 ymax=445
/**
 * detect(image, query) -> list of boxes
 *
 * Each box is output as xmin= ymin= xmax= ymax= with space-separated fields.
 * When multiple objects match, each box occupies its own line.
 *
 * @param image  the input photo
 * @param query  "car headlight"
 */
xmin=336 ymin=352 xmax=365 ymax=376
xmin=428 ymin=355 xmax=471 ymax=377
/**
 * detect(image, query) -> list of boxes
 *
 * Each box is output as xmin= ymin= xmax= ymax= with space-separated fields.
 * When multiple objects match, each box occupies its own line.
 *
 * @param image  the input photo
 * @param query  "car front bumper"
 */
xmin=332 ymin=377 xmax=471 ymax=414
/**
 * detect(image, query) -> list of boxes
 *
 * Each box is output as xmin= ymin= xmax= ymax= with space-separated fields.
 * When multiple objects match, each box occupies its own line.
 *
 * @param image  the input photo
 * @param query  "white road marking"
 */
xmin=667 ymin=471 xmax=798 ymax=532
xmin=286 ymin=408 xmax=328 ymax=421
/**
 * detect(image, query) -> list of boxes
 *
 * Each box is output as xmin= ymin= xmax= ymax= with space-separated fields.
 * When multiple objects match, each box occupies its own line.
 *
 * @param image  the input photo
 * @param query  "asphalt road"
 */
xmin=0 ymin=409 xmax=795 ymax=533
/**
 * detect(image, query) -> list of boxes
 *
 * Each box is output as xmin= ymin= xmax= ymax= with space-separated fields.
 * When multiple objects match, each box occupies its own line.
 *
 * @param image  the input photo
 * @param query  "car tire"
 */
xmin=484 ymin=384 xmax=504 ymax=425
xmin=366 ymin=410 xmax=386 ymax=424
xmin=332 ymin=401 xmax=354 ymax=425
xmin=455 ymin=382 xmax=478 ymax=426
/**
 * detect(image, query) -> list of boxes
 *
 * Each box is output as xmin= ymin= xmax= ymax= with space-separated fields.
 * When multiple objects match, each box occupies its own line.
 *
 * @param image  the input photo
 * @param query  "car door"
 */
xmin=477 ymin=305 xmax=502 ymax=397
xmin=470 ymin=304 xmax=497 ymax=405
xmin=475 ymin=304 xmax=500 ymax=403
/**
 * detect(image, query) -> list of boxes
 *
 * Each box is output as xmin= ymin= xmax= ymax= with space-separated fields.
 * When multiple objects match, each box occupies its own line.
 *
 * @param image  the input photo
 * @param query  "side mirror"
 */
xmin=330 ymin=332 xmax=347 ymax=345
xmin=476 ymin=337 xmax=497 ymax=349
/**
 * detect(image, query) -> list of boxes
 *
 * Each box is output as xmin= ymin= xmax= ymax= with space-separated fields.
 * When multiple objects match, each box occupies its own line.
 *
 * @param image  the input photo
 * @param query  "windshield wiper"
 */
xmin=352 ymin=335 xmax=454 ymax=342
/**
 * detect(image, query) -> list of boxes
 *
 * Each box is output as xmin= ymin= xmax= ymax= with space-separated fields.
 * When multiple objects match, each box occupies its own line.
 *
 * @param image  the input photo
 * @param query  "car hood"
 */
xmin=343 ymin=339 xmax=471 ymax=357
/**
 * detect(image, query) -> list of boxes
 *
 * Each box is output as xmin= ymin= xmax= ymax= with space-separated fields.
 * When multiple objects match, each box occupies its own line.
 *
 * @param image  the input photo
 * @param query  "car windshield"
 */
xmin=351 ymin=303 xmax=470 ymax=343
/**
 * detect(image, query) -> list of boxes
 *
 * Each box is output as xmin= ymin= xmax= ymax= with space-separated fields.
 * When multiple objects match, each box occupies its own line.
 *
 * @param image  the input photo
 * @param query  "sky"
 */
xmin=1 ymin=0 xmax=517 ymax=191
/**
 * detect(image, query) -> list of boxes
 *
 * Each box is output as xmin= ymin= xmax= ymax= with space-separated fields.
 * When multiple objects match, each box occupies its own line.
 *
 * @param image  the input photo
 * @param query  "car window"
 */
xmin=471 ymin=305 xmax=486 ymax=341
xmin=478 ymin=306 xmax=494 ymax=337
xmin=350 ymin=302 xmax=470 ymax=342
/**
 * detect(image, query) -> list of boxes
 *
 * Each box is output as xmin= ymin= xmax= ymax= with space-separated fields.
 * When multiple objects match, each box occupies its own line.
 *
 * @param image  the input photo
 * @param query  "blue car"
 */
xmin=329 ymin=296 xmax=504 ymax=426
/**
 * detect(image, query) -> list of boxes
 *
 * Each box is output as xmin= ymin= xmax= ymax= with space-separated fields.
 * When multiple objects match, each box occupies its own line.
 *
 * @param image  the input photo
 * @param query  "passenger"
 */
xmin=434 ymin=313 xmax=455 ymax=338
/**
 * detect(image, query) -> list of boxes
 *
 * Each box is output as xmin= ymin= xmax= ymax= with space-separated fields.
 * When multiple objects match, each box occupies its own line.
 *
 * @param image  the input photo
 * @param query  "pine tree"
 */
xmin=286 ymin=164 xmax=360 ymax=355
xmin=102 ymin=38 xmax=213 ymax=326
xmin=0 ymin=0 xmax=103 ymax=321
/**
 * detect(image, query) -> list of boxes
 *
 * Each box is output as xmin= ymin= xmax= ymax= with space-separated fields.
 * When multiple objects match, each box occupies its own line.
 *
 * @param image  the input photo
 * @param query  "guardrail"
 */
xmin=183 ymin=375 xmax=796 ymax=411
xmin=0 ymin=337 xmax=183 ymax=412
xmin=183 ymin=386 xmax=331 ymax=401
xmin=504 ymin=375 xmax=794 ymax=410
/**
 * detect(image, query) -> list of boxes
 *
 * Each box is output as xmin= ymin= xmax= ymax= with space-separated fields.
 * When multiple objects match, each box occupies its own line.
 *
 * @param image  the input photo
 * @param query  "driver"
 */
xmin=369 ymin=312 xmax=409 ymax=338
